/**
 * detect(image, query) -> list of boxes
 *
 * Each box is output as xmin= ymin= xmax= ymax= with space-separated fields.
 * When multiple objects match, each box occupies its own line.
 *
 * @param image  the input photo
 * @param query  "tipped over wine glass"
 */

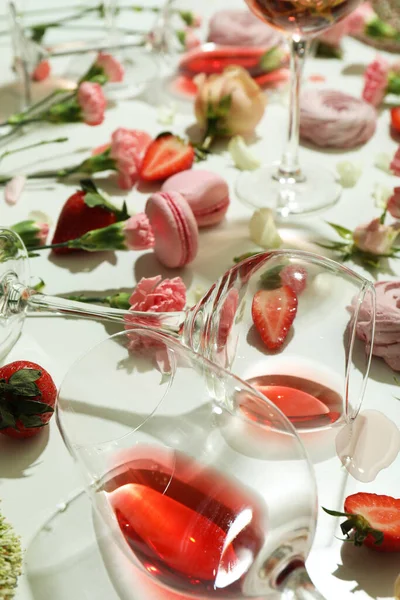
xmin=57 ymin=328 xmax=323 ymax=599
xmin=236 ymin=0 xmax=362 ymax=217
xmin=0 ymin=226 xmax=375 ymax=434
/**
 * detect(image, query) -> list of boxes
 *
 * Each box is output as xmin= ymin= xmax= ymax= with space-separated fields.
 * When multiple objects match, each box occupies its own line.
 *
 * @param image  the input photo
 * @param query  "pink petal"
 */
xmin=5 ymin=175 xmax=26 ymax=205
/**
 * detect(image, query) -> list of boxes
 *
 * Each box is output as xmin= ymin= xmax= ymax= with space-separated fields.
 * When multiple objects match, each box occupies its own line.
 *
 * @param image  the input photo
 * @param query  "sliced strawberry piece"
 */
xmin=110 ymin=483 xmax=237 ymax=579
xmin=391 ymin=107 xmax=400 ymax=135
xmin=251 ymin=286 xmax=298 ymax=350
xmin=52 ymin=189 xmax=116 ymax=255
xmin=140 ymin=133 xmax=195 ymax=182
xmin=324 ymin=493 xmax=400 ymax=553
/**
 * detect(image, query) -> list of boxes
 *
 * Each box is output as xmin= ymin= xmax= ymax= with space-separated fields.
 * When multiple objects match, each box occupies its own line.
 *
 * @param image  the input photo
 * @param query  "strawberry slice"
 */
xmin=324 ymin=493 xmax=400 ymax=552
xmin=140 ymin=133 xmax=195 ymax=182
xmin=110 ymin=483 xmax=237 ymax=579
xmin=391 ymin=107 xmax=400 ymax=135
xmin=251 ymin=286 xmax=298 ymax=350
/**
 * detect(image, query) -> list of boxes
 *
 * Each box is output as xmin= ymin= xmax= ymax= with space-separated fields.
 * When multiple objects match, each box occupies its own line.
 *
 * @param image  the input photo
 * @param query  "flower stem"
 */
xmin=0 ymin=137 xmax=68 ymax=163
xmin=27 ymin=241 xmax=70 ymax=252
xmin=66 ymin=295 xmax=109 ymax=304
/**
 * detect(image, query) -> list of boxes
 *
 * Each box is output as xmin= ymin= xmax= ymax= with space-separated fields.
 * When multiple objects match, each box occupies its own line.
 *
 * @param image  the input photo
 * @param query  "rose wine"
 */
xmin=245 ymin=0 xmax=361 ymax=37
xmin=247 ymin=374 xmax=343 ymax=429
xmin=101 ymin=448 xmax=265 ymax=596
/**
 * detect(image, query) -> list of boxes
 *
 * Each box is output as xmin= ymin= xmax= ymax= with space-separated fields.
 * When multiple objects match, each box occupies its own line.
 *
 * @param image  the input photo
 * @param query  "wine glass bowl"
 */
xmin=183 ymin=251 xmax=376 ymax=432
xmin=56 ymin=329 xmax=320 ymax=599
xmin=246 ymin=0 xmax=362 ymax=38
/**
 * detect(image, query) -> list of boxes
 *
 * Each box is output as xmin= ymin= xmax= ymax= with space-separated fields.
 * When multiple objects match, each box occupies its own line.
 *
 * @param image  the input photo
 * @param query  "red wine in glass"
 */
xmin=246 ymin=374 xmax=343 ymax=429
xmin=101 ymin=449 xmax=266 ymax=596
xmin=245 ymin=0 xmax=361 ymax=36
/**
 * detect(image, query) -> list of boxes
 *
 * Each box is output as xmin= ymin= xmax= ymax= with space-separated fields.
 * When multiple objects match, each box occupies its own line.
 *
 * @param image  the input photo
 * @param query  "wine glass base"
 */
xmin=235 ymin=162 xmax=341 ymax=218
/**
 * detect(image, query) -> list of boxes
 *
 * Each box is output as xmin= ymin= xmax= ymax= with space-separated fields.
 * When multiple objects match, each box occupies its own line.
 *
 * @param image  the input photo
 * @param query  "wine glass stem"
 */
xmin=280 ymin=567 xmax=326 ymax=600
xmin=277 ymin=37 xmax=307 ymax=181
xmin=26 ymin=291 xmax=185 ymax=334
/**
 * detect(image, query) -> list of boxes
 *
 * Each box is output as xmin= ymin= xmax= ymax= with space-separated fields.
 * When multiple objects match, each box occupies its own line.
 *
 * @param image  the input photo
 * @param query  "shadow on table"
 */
xmin=49 ymin=251 xmax=118 ymax=273
xmin=0 ymin=427 xmax=49 ymax=479
xmin=333 ymin=542 xmax=399 ymax=597
xmin=134 ymin=253 xmax=195 ymax=290
xmin=25 ymin=490 xmax=120 ymax=600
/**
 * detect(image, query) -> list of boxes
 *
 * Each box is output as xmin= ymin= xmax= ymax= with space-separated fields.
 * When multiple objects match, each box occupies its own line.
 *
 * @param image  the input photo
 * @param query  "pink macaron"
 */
xmin=145 ymin=191 xmax=199 ymax=269
xmin=161 ymin=170 xmax=230 ymax=228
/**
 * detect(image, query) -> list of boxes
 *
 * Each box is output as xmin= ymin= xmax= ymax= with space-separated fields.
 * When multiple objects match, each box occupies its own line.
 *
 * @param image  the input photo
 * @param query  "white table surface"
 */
xmin=0 ymin=1 xmax=400 ymax=599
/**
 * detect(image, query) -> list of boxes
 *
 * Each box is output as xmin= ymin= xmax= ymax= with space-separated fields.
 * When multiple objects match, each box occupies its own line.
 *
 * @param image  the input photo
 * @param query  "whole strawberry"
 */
xmin=0 ymin=361 xmax=57 ymax=439
xmin=324 ymin=492 xmax=400 ymax=552
xmin=51 ymin=179 xmax=128 ymax=254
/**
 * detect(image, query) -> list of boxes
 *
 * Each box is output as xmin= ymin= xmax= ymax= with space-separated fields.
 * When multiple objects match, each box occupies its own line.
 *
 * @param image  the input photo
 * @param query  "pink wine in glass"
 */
xmin=245 ymin=0 xmax=361 ymax=37
xmin=101 ymin=448 xmax=266 ymax=596
xmin=246 ymin=374 xmax=343 ymax=429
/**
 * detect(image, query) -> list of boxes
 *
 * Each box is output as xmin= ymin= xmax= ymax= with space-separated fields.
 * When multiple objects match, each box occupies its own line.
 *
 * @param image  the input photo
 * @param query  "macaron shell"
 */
xmin=161 ymin=170 xmax=230 ymax=227
xmin=145 ymin=191 xmax=198 ymax=269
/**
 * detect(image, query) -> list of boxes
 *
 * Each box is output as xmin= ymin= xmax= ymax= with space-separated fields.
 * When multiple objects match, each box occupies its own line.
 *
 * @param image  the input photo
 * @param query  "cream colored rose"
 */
xmin=194 ymin=66 xmax=266 ymax=137
xmin=353 ymin=217 xmax=398 ymax=255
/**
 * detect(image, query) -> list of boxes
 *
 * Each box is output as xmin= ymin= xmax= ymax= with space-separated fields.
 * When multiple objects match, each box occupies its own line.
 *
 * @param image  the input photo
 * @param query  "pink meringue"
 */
xmin=207 ymin=9 xmax=282 ymax=48
xmin=354 ymin=281 xmax=400 ymax=371
xmin=300 ymin=89 xmax=377 ymax=149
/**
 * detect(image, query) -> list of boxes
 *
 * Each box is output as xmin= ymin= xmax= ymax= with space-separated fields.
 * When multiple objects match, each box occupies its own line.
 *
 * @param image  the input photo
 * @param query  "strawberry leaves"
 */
xmin=0 ymin=367 xmax=54 ymax=431
xmin=322 ymin=507 xmax=384 ymax=548
xmin=80 ymin=179 xmax=129 ymax=221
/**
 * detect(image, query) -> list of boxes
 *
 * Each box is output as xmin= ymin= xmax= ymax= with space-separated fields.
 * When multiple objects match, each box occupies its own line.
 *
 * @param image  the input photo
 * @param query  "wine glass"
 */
xmin=0 ymin=227 xmax=375 ymax=432
xmin=235 ymin=0 xmax=363 ymax=217
xmin=6 ymin=0 xmax=160 ymax=106
xmin=56 ymin=328 xmax=325 ymax=599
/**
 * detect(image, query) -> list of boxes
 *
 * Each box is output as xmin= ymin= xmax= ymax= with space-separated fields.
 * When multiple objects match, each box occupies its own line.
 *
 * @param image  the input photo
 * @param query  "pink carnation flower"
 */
xmin=37 ymin=222 xmax=50 ymax=246
xmin=95 ymin=52 xmax=124 ymax=83
xmin=387 ymin=187 xmax=400 ymax=218
xmin=129 ymin=276 xmax=186 ymax=312
xmin=318 ymin=20 xmax=348 ymax=48
xmin=110 ymin=128 xmax=152 ymax=189
xmin=77 ymin=82 xmax=106 ymax=126
xmin=31 ymin=59 xmax=51 ymax=82
xmin=362 ymin=56 xmax=390 ymax=107
xmin=345 ymin=2 xmax=375 ymax=35
xmin=123 ymin=214 xmax=155 ymax=250
xmin=353 ymin=218 xmax=397 ymax=255
xmin=184 ymin=28 xmax=201 ymax=50
xmin=92 ymin=143 xmax=110 ymax=156
xmin=391 ymin=147 xmax=400 ymax=176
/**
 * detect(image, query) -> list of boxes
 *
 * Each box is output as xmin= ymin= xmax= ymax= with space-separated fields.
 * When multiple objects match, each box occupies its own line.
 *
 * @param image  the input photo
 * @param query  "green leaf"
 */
xmin=9 ymin=368 xmax=41 ymax=385
xmin=8 ymin=382 xmax=41 ymax=397
xmin=80 ymin=178 xmax=98 ymax=194
xmin=11 ymin=398 xmax=54 ymax=415
xmin=176 ymin=30 xmax=186 ymax=47
xmin=314 ymin=40 xmax=343 ymax=59
xmin=315 ymin=241 xmax=351 ymax=251
xmin=322 ymin=507 xmax=351 ymax=518
xmin=259 ymin=264 xmax=286 ymax=290
xmin=217 ymin=94 xmax=232 ymax=116
xmin=325 ymin=222 xmax=353 ymax=240
xmin=233 ymin=251 xmax=262 ymax=263
xmin=19 ymin=415 xmax=46 ymax=428
xmin=0 ymin=406 xmax=16 ymax=429
xmin=84 ymin=192 xmax=109 ymax=208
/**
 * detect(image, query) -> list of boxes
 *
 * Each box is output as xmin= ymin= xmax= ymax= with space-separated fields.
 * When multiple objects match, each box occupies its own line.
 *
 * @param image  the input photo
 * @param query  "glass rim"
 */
xmin=55 ymin=327 xmax=311 ymax=455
